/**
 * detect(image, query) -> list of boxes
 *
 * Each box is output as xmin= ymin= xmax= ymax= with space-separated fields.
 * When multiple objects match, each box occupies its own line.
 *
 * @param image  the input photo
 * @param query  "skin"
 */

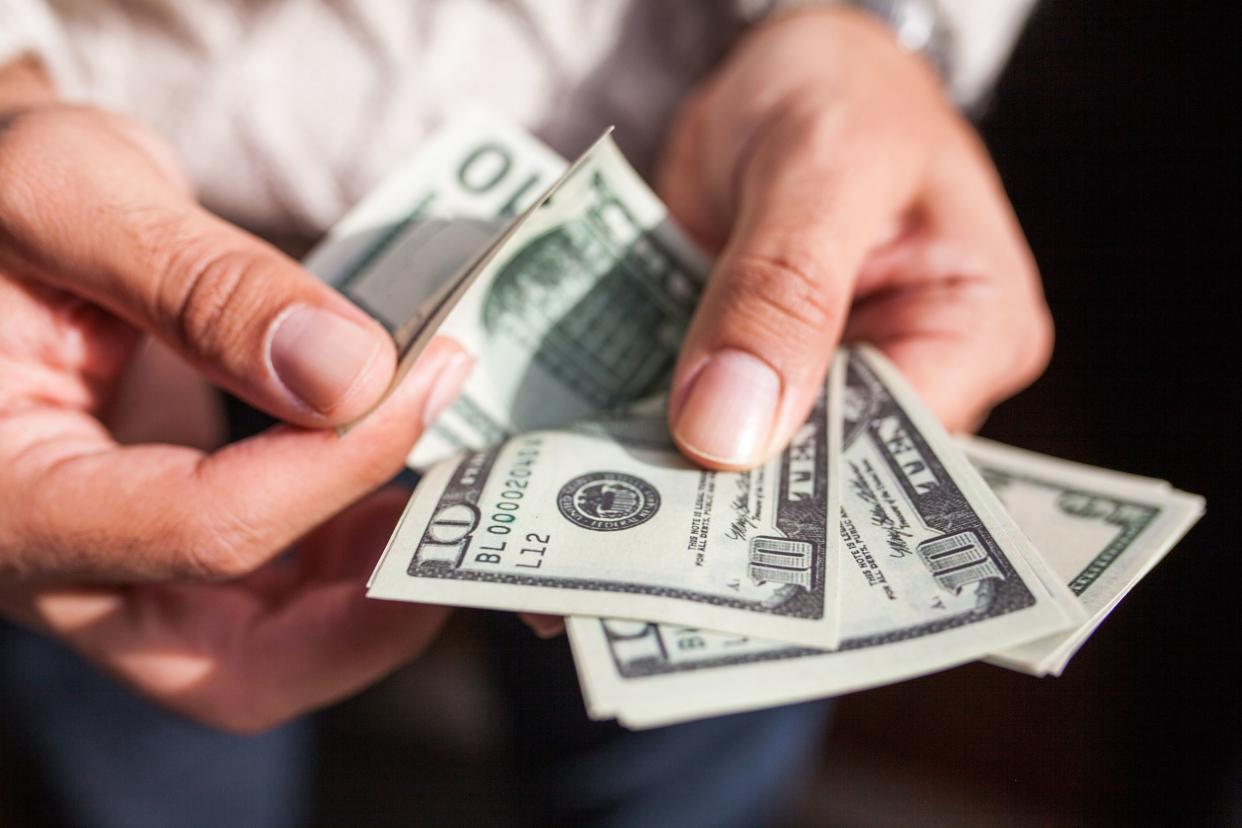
xmin=0 ymin=8 xmax=1053 ymax=722
xmin=663 ymin=9 xmax=1052 ymax=469
xmin=528 ymin=9 xmax=1053 ymax=639
xmin=0 ymin=58 xmax=471 ymax=731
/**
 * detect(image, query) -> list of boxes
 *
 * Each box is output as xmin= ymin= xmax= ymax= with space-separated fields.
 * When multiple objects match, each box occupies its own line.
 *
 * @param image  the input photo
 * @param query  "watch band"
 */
xmin=849 ymin=0 xmax=955 ymax=83
xmin=738 ymin=0 xmax=956 ymax=86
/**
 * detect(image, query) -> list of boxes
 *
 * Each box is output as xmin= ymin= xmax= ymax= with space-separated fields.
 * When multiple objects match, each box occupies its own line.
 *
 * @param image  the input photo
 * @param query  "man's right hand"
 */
xmin=0 ymin=58 xmax=472 ymax=730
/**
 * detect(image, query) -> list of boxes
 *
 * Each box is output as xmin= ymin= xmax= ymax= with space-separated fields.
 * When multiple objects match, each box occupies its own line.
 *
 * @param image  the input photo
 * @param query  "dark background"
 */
xmin=812 ymin=1 xmax=1240 ymax=824
xmin=984 ymin=0 xmax=1239 ymax=819
xmin=3 ymin=1 xmax=1238 ymax=825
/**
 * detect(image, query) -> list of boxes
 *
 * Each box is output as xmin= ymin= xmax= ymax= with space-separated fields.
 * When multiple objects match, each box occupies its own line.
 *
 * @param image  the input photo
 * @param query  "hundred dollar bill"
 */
xmin=965 ymin=437 xmax=1204 ymax=676
xmin=303 ymin=110 xmax=708 ymax=466
xmin=368 ymin=355 xmax=844 ymax=649
xmin=566 ymin=346 xmax=1083 ymax=729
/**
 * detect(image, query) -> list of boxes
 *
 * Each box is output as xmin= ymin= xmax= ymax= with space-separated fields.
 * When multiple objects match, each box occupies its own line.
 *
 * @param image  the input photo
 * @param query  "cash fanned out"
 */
xmin=305 ymin=111 xmax=1204 ymax=729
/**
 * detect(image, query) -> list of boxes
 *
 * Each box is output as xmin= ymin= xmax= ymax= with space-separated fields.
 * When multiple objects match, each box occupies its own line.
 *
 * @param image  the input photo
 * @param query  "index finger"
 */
xmin=668 ymin=107 xmax=922 ymax=469
xmin=1 ymin=337 xmax=471 ymax=582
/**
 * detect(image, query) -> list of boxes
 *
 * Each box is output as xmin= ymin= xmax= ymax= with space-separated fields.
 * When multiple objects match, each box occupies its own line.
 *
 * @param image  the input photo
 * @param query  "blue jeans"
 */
xmin=485 ymin=611 xmax=833 ymax=827
xmin=1 ymin=396 xmax=830 ymax=827
xmin=0 ymin=621 xmax=311 ymax=828
xmin=0 ymin=614 xmax=830 ymax=828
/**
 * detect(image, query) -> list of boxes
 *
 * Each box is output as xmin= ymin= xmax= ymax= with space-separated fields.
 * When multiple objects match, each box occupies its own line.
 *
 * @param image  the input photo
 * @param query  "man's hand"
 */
xmin=0 ymin=60 xmax=471 ymax=728
xmin=661 ymin=9 xmax=1053 ymax=469
xmin=0 ymin=488 xmax=452 ymax=732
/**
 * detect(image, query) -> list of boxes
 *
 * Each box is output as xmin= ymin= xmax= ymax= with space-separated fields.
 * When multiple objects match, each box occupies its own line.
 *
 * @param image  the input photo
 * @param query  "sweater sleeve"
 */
xmin=938 ymin=0 xmax=1037 ymax=109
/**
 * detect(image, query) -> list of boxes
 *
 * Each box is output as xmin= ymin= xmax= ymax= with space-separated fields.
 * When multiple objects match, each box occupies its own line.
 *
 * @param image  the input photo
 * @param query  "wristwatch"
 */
xmin=850 ymin=0 xmax=954 ymax=81
xmin=740 ymin=0 xmax=956 ymax=86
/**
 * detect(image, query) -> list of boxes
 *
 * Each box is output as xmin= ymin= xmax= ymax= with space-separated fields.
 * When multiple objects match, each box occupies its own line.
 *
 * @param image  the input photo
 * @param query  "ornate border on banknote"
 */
xmin=397 ymin=386 xmax=835 ymax=620
xmin=840 ymin=354 xmax=1038 ymax=631
xmin=975 ymin=464 xmax=1161 ymax=596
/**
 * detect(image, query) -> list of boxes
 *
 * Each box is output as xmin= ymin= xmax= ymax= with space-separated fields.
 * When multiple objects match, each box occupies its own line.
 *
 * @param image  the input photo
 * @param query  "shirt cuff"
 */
xmin=938 ymin=0 xmax=1037 ymax=109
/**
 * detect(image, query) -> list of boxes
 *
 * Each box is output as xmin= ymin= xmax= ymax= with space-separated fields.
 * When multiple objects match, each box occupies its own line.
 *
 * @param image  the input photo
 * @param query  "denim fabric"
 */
xmin=0 ymin=621 xmax=312 ymax=828
xmin=484 ymin=611 xmax=832 ymax=828
xmin=0 ymin=397 xmax=830 ymax=827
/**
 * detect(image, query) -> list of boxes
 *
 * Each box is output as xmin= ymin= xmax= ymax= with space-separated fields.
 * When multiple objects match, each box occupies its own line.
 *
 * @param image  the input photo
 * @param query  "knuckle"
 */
xmin=0 ymin=106 xmax=116 ymax=209
xmin=0 ymin=106 xmax=64 ymax=158
xmin=142 ymin=219 xmax=283 ymax=365
xmin=0 ymin=112 xmax=56 ymax=240
xmin=175 ymin=512 xmax=270 ymax=581
xmin=774 ymin=89 xmax=910 ymax=170
xmin=723 ymin=247 xmax=844 ymax=340
xmin=178 ymin=539 xmax=244 ymax=581
xmin=789 ymin=103 xmax=845 ymax=156
xmin=172 ymin=248 xmax=251 ymax=359
xmin=0 ymin=109 xmax=35 ymax=166
xmin=751 ymin=97 xmax=846 ymax=179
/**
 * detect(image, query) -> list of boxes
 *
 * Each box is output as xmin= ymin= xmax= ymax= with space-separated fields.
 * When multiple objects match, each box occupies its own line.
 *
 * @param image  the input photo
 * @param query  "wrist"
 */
xmin=844 ymin=0 xmax=953 ymax=83
xmin=745 ymin=5 xmax=946 ymax=103
xmin=742 ymin=0 xmax=954 ymax=88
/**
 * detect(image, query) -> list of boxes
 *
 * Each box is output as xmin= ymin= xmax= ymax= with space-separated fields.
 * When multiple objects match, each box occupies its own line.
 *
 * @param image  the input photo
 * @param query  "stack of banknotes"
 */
xmin=306 ymin=112 xmax=1204 ymax=729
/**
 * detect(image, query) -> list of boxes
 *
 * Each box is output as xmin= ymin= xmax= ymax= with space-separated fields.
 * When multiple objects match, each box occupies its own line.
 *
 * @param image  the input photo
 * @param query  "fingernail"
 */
xmin=269 ymin=305 xmax=384 ymax=413
xmin=422 ymin=351 xmax=474 ymax=427
xmin=671 ymin=349 xmax=780 ymax=466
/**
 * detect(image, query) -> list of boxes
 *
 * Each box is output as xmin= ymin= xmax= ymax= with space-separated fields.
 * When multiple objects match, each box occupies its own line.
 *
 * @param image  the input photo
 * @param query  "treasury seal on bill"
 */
xmin=557 ymin=472 xmax=661 ymax=532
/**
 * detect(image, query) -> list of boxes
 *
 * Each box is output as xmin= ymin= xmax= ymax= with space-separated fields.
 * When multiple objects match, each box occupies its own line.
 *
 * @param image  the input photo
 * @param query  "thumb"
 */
xmin=667 ymin=115 xmax=915 ymax=469
xmin=0 ymin=106 xmax=394 ymax=427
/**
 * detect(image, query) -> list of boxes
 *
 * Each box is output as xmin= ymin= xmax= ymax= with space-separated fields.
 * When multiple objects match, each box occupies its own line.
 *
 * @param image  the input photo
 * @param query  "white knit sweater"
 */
xmin=1 ymin=0 xmax=1034 ymax=248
